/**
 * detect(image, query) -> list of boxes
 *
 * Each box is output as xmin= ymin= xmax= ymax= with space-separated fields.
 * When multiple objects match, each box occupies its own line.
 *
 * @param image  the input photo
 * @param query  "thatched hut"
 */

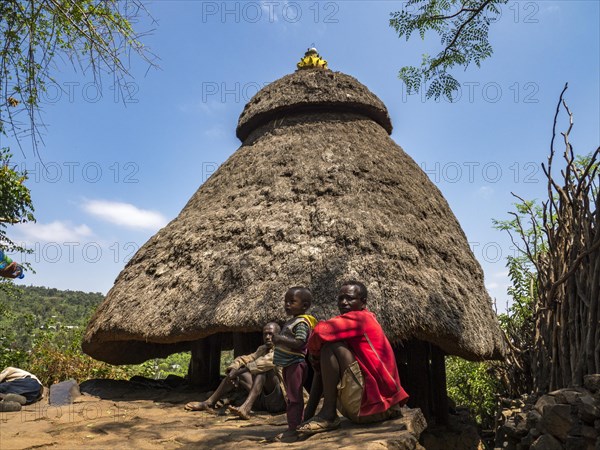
xmin=83 ymin=50 xmax=505 ymax=424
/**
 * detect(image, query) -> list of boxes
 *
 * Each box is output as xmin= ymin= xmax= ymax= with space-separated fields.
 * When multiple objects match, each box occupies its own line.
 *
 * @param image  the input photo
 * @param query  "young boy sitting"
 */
xmin=272 ymin=286 xmax=318 ymax=434
xmin=184 ymin=322 xmax=286 ymax=418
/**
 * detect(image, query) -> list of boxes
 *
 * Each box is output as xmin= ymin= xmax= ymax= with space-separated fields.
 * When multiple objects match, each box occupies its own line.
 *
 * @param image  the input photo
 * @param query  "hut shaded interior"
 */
xmin=83 ymin=53 xmax=505 ymax=425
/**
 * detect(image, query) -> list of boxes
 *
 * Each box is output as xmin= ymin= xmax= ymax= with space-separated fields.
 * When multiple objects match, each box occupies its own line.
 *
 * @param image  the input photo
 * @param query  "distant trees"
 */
xmin=0 ymin=285 xmax=189 ymax=384
xmin=0 ymin=285 xmax=104 ymax=368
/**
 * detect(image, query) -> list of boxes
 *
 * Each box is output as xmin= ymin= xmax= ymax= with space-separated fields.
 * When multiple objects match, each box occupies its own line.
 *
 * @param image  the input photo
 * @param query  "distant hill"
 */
xmin=0 ymin=285 xmax=104 ymax=330
xmin=0 ymin=285 xmax=190 ymax=383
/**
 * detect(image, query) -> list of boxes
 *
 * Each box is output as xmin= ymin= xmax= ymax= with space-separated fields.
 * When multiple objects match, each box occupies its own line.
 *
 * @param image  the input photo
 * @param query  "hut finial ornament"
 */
xmin=297 ymin=47 xmax=328 ymax=70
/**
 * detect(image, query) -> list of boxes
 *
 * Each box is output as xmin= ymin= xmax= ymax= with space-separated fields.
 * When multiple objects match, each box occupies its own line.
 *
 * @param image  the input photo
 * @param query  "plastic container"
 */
xmin=0 ymin=249 xmax=13 ymax=270
xmin=0 ymin=250 xmax=25 ymax=278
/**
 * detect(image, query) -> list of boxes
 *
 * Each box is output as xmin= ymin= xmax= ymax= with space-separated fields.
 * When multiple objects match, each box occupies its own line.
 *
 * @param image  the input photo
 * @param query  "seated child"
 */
xmin=185 ymin=322 xmax=286 ymax=418
xmin=272 ymin=286 xmax=317 ymax=433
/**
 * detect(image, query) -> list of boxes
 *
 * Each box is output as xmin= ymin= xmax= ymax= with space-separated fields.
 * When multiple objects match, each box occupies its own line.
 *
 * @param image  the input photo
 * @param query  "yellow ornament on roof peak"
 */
xmin=297 ymin=47 xmax=328 ymax=70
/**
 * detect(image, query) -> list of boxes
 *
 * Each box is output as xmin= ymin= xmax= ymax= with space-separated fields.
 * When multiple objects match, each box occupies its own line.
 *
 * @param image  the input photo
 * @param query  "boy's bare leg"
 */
xmin=229 ymin=373 xmax=266 ymax=419
xmin=314 ymin=342 xmax=354 ymax=421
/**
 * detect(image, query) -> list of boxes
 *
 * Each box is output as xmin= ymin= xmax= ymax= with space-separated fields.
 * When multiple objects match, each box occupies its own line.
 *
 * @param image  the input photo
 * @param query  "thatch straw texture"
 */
xmin=236 ymin=69 xmax=392 ymax=140
xmin=83 ymin=69 xmax=505 ymax=364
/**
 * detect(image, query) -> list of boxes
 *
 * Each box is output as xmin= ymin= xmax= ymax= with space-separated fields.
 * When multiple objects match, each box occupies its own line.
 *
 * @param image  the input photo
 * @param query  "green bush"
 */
xmin=27 ymin=326 xmax=136 ymax=385
xmin=26 ymin=326 xmax=194 ymax=385
xmin=220 ymin=350 xmax=234 ymax=374
xmin=135 ymin=353 xmax=191 ymax=380
xmin=446 ymin=356 xmax=500 ymax=429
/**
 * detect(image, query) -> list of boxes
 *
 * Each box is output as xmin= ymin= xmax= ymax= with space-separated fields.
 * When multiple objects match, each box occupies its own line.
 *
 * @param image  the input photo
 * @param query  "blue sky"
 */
xmin=3 ymin=1 xmax=599 ymax=313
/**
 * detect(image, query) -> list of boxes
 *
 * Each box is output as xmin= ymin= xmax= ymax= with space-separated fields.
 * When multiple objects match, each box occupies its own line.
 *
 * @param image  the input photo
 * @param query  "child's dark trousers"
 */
xmin=282 ymin=360 xmax=308 ymax=430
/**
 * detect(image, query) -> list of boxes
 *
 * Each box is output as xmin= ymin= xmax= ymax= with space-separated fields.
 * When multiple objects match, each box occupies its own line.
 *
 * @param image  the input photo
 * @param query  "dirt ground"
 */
xmin=0 ymin=380 xmax=426 ymax=450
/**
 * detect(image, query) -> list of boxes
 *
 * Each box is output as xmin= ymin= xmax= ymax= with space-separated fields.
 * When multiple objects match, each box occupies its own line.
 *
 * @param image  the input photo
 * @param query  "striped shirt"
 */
xmin=273 ymin=320 xmax=310 ymax=367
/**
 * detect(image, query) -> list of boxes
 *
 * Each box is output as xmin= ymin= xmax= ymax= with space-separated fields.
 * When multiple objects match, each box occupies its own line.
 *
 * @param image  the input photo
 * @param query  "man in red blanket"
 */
xmin=298 ymin=280 xmax=409 ymax=434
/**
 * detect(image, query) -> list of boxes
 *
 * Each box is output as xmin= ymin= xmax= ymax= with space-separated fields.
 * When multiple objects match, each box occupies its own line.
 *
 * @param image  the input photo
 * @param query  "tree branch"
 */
xmin=437 ymin=0 xmax=496 ymax=63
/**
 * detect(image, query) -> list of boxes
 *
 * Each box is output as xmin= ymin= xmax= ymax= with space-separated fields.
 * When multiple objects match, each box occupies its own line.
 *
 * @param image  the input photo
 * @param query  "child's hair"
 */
xmin=287 ymin=286 xmax=313 ymax=307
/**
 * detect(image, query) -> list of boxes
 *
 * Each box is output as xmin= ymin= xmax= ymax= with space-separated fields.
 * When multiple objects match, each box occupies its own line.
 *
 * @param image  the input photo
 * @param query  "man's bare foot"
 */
xmin=227 ymin=405 xmax=251 ymax=420
xmin=184 ymin=401 xmax=213 ymax=411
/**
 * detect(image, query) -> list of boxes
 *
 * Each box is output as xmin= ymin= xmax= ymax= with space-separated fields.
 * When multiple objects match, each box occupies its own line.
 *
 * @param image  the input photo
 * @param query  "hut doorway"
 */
xmin=395 ymin=339 xmax=449 ymax=426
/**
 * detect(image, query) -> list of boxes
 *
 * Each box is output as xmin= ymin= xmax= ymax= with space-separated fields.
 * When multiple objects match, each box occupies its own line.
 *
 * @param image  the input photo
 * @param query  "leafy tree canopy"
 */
xmin=0 ymin=148 xmax=34 ymax=241
xmin=390 ymin=0 xmax=507 ymax=100
xmin=0 ymin=0 xmax=155 ymax=148
xmin=0 ymin=148 xmax=34 ymax=289
xmin=0 ymin=0 xmax=155 ymax=280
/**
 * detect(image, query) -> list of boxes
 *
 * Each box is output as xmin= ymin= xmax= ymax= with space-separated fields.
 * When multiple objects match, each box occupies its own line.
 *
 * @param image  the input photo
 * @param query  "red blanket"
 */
xmin=308 ymin=309 xmax=409 ymax=416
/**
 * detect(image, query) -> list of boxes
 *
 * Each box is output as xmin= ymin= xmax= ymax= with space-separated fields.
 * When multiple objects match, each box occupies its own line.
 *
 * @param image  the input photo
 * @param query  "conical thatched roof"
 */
xmin=83 ymin=65 xmax=506 ymax=364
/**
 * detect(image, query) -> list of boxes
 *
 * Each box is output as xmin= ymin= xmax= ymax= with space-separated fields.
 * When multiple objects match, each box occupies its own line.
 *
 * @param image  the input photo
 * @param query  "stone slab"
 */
xmin=49 ymin=379 xmax=81 ymax=406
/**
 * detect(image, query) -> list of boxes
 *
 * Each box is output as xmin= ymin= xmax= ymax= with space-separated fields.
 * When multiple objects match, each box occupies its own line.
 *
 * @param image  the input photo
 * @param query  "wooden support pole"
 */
xmin=395 ymin=340 xmax=449 ymax=426
xmin=188 ymin=337 xmax=211 ymax=387
xmin=208 ymin=333 xmax=222 ymax=384
xmin=233 ymin=331 xmax=263 ymax=357
xmin=394 ymin=339 xmax=432 ymax=420
xmin=430 ymin=344 xmax=449 ymax=426
xmin=188 ymin=334 xmax=223 ymax=388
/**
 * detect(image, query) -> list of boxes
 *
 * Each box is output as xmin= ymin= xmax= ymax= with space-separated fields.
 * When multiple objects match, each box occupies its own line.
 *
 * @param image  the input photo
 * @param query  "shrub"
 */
xmin=446 ymin=356 xmax=500 ymax=429
xmin=27 ymin=326 xmax=135 ymax=385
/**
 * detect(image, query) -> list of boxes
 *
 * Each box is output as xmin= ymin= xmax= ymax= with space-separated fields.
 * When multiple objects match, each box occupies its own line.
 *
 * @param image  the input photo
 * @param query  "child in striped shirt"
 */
xmin=272 ymin=286 xmax=317 ymax=434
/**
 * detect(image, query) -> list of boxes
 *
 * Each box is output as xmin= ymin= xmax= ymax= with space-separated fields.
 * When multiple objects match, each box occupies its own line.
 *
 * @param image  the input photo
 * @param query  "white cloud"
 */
xmin=486 ymin=271 xmax=512 ymax=291
xmin=476 ymin=186 xmax=494 ymax=199
xmin=82 ymin=200 xmax=168 ymax=231
xmin=13 ymin=221 xmax=93 ymax=243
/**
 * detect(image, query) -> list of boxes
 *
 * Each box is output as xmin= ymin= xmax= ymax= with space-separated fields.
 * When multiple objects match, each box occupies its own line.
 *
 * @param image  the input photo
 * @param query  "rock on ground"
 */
xmin=496 ymin=380 xmax=600 ymax=450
